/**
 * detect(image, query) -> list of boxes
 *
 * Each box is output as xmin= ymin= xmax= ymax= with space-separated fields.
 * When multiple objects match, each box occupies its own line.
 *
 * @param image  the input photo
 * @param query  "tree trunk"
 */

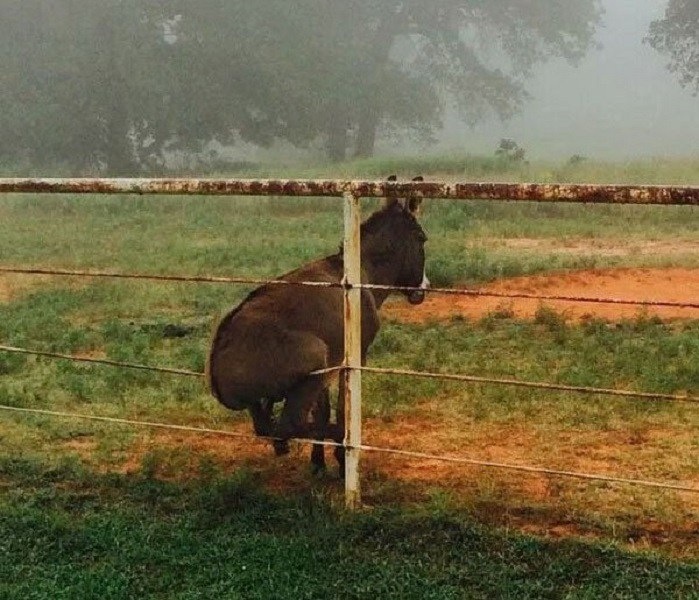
xmin=354 ymin=106 xmax=379 ymax=158
xmin=352 ymin=13 xmax=399 ymax=159
xmin=99 ymin=12 xmax=137 ymax=176
xmin=326 ymin=102 xmax=349 ymax=162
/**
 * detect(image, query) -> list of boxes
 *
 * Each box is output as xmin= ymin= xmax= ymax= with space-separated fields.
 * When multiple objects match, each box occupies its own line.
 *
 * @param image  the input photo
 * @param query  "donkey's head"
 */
xmin=361 ymin=176 xmax=429 ymax=305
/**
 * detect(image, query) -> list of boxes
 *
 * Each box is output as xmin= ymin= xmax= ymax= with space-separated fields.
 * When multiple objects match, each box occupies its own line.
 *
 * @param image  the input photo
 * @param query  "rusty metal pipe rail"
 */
xmin=1 ymin=178 xmax=698 ymax=204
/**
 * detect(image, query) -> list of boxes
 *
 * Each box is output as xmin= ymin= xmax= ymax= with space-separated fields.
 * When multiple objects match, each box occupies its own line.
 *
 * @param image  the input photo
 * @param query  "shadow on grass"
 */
xmin=1 ymin=456 xmax=697 ymax=600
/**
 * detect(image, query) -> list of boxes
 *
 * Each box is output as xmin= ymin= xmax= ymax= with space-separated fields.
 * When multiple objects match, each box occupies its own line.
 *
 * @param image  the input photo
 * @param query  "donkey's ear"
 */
xmin=408 ymin=175 xmax=424 ymax=215
xmin=382 ymin=175 xmax=402 ymax=210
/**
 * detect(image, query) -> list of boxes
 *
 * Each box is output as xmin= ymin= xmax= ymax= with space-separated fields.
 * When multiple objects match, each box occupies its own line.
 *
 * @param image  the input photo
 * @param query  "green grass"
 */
xmin=1 ymin=458 xmax=697 ymax=600
xmin=0 ymin=283 xmax=696 ymax=547
xmin=0 ymin=156 xmax=697 ymax=590
xmin=182 ymin=154 xmax=699 ymax=186
xmin=1 ymin=193 xmax=697 ymax=289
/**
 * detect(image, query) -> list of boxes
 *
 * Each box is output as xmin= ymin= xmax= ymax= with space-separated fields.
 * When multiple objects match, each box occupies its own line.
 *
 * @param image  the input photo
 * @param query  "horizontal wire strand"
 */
xmin=0 ymin=404 xmax=340 ymax=448
xmin=357 ymin=444 xmax=699 ymax=493
xmin=360 ymin=282 xmax=699 ymax=309
xmin=0 ymin=266 xmax=340 ymax=289
xmin=358 ymin=366 xmax=699 ymax=404
xmin=0 ymin=345 xmax=340 ymax=379
xmin=1 ymin=403 xmax=697 ymax=494
xmin=1 ymin=265 xmax=697 ymax=309
xmin=0 ymin=344 xmax=695 ymax=404
xmin=0 ymin=344 xmax=203 ymax=377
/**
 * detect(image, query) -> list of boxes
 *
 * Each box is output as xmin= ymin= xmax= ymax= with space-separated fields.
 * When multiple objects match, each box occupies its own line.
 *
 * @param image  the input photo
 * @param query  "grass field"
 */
xmin=2 ymin=458 xmax=698 ymax=600
xmin=0 ymin=156 xmax=697 ymax=597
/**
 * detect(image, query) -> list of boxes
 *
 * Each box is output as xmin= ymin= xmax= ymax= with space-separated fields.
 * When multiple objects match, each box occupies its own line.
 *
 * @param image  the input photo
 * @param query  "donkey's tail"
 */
xmin=204 ymin=315 xmax=222 ymax=401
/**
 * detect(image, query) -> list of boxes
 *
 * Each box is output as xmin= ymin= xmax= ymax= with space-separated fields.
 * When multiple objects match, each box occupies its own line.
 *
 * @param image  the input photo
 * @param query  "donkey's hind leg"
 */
xmin=248 ymin=399 xmax=274 ymax=436
xmin=249 ymin=399 xmax=290 ymax=456
xmin=274 ymin=376 xmax=326 ymax=446
xmin=310 ymin=388 xmax=331 ymax=474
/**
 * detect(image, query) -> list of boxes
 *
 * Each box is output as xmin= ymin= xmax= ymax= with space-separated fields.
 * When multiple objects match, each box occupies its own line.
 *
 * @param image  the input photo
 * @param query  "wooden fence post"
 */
xmin=343 ymin=190 xmax=362 ymax=509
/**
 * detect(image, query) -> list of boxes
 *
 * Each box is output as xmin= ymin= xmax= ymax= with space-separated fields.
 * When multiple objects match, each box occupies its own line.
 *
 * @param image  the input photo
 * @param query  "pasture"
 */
xmin=1 ymin=157 xmax=698 ymax=597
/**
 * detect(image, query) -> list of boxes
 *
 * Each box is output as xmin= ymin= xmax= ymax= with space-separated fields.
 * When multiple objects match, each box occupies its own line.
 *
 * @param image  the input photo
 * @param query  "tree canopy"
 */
xmin=0 ymin=2 xmax=171 ymax=174
xmin=648 ymin=0 xmax=699 ymax=95
xmin=0 ymin=1 xmax=602 ymax=173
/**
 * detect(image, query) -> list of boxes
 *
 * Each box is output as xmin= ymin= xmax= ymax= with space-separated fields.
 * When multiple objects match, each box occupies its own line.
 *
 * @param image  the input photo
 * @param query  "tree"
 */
xmin=164 ymin=0 xmax=602 ymax=161
xmin=0 ymin=1 xmax=602 ymax=171
xmin=0 ymin=1 xmax=174 ymax=174
xmin=648 ymin=0 xmax=699 ymax=94
xmin=340 ymin=1 xmax=603 ymax=159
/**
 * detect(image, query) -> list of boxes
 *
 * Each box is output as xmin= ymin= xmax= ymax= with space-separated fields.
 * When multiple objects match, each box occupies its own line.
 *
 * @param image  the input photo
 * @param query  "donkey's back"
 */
xmin=207 ymin=255 xmax=345 ymax=411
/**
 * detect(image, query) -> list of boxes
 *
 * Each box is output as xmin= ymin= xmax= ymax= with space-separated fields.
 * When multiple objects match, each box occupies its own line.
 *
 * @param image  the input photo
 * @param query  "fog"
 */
xmin=1 ymin=1 xmax=697 ymax=174
xmin=437 ymin=0 xmax=699 ymax=160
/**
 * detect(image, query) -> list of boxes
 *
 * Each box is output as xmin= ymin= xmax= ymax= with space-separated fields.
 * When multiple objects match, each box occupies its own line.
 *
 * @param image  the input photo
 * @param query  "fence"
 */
xmin=1 ymin=177 xmax=698 ymax=508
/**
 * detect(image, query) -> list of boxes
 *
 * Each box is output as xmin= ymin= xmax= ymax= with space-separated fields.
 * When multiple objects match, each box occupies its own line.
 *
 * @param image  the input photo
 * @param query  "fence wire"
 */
xmin=1 ymin=344 xmax=696 ymax=404
xmin=1 ymin=403 xmax=697 ymax=494
xmin=2 ymin=265 xmax=697 ymax=309
xmin=1 ymin=177 xmax=697 ymax=502
xmin=358 ymin=366 xmax=699 ymax=404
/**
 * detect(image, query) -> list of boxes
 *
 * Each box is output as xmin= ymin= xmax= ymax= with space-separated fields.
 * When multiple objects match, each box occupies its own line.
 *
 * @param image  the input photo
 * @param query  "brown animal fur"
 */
xmin=206 ymin=177 xmax=428 ymax=472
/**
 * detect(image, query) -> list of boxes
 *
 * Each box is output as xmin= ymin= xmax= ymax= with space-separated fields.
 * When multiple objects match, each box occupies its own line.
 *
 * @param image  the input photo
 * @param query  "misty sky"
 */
xmin=438 ymin=0 xmax=699 ymax=160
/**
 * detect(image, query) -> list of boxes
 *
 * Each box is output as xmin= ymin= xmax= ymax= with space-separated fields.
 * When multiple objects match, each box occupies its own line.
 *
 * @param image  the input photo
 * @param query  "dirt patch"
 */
xmin=92 ymin=402 xmax=698 ymax=556
xmin=384 ymin=268 xmax=699 ymax=323
xmin=480 ymin=238 xmax=699 ymax=258
xmin=0 ymin=273 xmax=87 ymax=304
xmin=0 ymin=274 xmax=47 ymax=303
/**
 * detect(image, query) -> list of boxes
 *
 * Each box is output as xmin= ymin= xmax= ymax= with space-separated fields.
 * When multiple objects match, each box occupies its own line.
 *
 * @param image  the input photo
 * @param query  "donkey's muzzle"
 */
xmin=407 ymin=273 xmax=430 ymax=305
xmin=407 ymin=290 xmax=426 ymax=305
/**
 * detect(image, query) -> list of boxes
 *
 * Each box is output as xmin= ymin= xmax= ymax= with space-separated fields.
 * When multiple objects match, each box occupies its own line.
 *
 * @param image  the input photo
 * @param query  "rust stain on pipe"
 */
xmin=0 ymin=178 xmax=697 ymax=205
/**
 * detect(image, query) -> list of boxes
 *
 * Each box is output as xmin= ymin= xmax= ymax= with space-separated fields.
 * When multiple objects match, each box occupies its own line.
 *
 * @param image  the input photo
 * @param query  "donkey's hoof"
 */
xmin=310 ymin=463 xmax=327 ymax=478
xmin=273 ymin=439 xmax=290 ymax=456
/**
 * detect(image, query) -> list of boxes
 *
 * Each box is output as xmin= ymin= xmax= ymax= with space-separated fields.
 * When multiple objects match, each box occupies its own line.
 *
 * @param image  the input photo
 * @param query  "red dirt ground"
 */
xmin=8 ymin=266 xmax=697 ymax=553
xmin=384 ymin=268 xmax=699 ymax=323
xmin=92 ymin=267 xmax=697 ymax=553
xmin=95 ymin=405 xmax=699 ymax=555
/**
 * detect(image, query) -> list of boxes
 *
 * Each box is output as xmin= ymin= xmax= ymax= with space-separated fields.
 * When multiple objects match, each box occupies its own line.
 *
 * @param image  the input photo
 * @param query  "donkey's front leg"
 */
xmin=310 ymin=388 xmax=331 ymax=475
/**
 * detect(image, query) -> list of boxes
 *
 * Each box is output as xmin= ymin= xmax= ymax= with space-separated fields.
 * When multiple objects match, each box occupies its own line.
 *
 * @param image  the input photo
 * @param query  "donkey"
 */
xmin=206 ymin=176 xmax=429 ymax=473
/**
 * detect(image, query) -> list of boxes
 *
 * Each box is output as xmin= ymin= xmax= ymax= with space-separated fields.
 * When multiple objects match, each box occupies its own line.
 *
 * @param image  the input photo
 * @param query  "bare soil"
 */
xmin=10 ymin=265 xmax=697 ymax=554
xmin=74 ymin=400 xmax=698 ymax=557
xmin=0 ymin=273 xmax=85 ymax=303
xmin=384 ymin=268 xmax=699 ymax=323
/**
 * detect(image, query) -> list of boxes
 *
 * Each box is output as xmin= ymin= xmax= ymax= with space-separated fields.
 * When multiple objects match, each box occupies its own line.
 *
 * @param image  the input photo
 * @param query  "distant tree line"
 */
xmin=1 ymin=1 xmax=604 ymax=174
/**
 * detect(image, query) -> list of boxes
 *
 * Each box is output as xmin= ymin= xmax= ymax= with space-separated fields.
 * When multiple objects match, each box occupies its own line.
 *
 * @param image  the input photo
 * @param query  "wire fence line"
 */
xmin=2 ymin=265 xmax=698 ymax=310
xmin=0 ymin=344 xmax=204 ymax=377
xmin=1 ymin=402 xmax=697 ymax=494
xmin=0 ymin=345 xmax=340 ymax=378
xmin=1 ymin=343 xmax=696 ymax=404
xmin=358 ymin=367 xmax=699 ymax=404
xmin=2 ymin=177 xmax=697 ymax=504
